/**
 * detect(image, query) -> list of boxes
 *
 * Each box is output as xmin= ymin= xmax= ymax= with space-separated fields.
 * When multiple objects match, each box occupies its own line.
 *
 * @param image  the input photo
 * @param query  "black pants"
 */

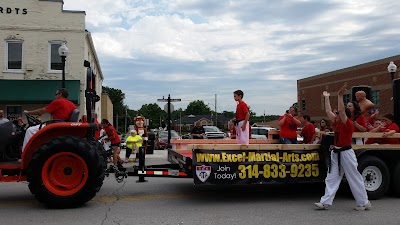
xmin=125 ymin=147 xmax=139 ymax=158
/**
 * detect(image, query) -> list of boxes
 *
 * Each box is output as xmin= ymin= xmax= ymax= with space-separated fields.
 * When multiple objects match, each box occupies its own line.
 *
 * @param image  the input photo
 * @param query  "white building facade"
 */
xmin=0 ymin=0 xmax=103 ymax=121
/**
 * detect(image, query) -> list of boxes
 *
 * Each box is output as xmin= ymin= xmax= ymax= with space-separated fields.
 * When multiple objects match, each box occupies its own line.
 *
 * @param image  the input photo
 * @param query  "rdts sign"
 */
xmin=0 ymin=6 xmax=28 ymax=15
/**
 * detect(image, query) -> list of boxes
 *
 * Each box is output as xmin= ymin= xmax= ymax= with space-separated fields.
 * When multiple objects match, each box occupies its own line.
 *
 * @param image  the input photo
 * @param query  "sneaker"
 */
xmin=134 ymin=158 xmax=139 ymax=162
xmin=314 ymin=202 xmax=329 ymax=210
xmin=354 ymin=201 xmax=372 ymax=211
xmin=124 ymin=158 xmax=129 ymax=163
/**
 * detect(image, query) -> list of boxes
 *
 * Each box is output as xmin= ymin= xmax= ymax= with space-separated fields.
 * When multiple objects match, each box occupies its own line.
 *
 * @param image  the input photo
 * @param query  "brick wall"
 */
xmin=298 ymin=55 xmax=400 ymax=123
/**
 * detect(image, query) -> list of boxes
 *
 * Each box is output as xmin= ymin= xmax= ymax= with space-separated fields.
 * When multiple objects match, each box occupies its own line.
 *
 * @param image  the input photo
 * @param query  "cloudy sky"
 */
xmin=64 ymin=0 xmax=400 ymax=116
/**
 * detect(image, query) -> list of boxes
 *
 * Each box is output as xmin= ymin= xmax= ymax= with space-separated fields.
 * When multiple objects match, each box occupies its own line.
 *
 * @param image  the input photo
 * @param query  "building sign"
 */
xmin=193 ymin=149 xmax=326 ymax=185
xmin=7 ymin=105 xmax=22 ymax=121
xmin=0 ymin=7 xmax=28 ymax=15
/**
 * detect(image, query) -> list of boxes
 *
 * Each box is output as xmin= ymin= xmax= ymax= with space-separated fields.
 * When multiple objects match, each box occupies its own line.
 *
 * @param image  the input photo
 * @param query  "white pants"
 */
xmin=22 ymin=124 xmax=44 ymax=152
xmin=353 ymin=138 xmax=364 ymax=145
xmin=320 ymin=149 xmax=369 ymax=206
xmin=236 ymin=121 xmax=249 ymax=145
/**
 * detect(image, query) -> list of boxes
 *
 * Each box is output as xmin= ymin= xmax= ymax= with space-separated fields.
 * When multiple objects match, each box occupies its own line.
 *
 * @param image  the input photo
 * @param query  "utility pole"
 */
xmin=116 ymin=114 xmax=119 ymax=131
xmin=157 ymin=94 xmax=181 ymax=148
xmin=124 ymin=108 xmax=127 ymax=133
xmin=264 ymin=109 xmax=266 ymax=123
xmin=180 ymin=111 xmax=182 ymax=134
xmin=215 ymin=94 xmax=217 ymax=127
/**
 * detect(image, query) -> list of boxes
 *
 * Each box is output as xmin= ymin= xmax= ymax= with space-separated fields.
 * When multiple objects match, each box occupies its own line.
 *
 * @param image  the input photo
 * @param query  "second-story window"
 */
xmin=49 ymin=42 xmax=62 ymax=71
xmin=371 ymin=90 xmax=380 ymax=106
xmin=6 ymin=40 xmax=23 ymax=71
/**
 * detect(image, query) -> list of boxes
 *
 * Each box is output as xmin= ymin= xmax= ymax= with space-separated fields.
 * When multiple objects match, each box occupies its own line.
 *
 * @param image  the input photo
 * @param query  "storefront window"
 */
xmin=6 ymin=105 xmax=22 ymax=121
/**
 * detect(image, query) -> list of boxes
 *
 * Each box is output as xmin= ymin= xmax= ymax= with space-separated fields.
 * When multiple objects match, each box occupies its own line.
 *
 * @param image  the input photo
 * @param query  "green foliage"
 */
xmin=102 ymin=86 xmax=127 ymax=132
xmin=222 ymin=110 xmax=235 ymax=119
xmin=186 ymin=100 xmax=212 ymax=115
xmin=138 ymin=103 xmax=164 ymax=128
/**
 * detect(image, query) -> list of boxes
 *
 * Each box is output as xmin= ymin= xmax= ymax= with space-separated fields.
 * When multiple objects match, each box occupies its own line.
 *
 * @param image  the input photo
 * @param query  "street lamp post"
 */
xmin=58 ymin=43 xmax=69 ymax=88
xmin=387 ymin=61 xmax=397 ymax=81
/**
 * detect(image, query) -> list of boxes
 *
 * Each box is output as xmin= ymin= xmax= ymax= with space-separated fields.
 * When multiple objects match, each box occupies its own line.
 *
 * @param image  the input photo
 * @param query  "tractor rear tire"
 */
xmin=27 ymin=136 xmax=105 ymax=208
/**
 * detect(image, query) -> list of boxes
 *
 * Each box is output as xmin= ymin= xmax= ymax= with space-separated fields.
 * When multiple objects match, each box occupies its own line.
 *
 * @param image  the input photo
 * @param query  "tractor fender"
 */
xmin=21 ymin=122 xmax=95 ymax=169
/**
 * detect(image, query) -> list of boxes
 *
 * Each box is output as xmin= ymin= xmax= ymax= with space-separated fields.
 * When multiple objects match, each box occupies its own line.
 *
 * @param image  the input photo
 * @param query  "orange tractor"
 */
xmin=0 ymin=62 xmax=107 ymax=208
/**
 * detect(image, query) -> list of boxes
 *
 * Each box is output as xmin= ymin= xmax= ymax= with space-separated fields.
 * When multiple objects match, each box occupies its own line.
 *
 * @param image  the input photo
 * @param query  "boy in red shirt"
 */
xmin=233 ymin=90 xmax=250 ymax=144
xmin=300 ymin=115 xmax=315 ymax=144
xmin=315 ymin=84 xmax=370 ymax=211
xmin=367 ymin=114 xmax=399 ymax=144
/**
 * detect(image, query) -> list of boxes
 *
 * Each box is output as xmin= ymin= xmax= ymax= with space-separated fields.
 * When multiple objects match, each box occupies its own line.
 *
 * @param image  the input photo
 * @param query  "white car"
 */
xmin=251 ymin=127 xmax=277 ymax=140
xmin=203 ymin=126 xmax=225 ymax=139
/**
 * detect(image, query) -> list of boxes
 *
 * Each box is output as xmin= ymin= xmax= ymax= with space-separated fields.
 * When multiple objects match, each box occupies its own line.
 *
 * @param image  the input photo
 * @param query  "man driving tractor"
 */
xmin=22 ymin=88 xmax=77 ymax=151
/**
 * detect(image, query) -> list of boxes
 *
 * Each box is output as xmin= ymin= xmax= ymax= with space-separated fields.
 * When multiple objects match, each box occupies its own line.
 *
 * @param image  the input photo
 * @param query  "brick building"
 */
xmin=297 ymin=55 xmax=400 ymax=123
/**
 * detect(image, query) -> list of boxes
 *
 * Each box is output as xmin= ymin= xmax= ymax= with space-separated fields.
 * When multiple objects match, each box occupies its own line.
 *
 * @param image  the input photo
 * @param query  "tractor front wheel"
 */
xmin=27 ymin=136 xmax=105 ymax=208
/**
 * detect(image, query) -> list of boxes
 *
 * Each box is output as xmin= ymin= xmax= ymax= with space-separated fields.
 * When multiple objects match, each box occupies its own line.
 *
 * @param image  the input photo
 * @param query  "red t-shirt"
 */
xmin=279 ymin=115 xmax=298 ymax=139
xmin=105 ymin=125 xmax=121 ymax=144
xmin=236 ymin=101 xmax=249 ymax=121
xmin=301 ymin=123 xmax=315 ymax=144
xmin=350 ymin=114 xmax=367 ymax=132
xmin=380 ymin=123 xmax=400 ymax=144
xmin=333 ymin=118 xmax=353 ymax=147
xmin=45 ymin=98 xmax=76 ymax=120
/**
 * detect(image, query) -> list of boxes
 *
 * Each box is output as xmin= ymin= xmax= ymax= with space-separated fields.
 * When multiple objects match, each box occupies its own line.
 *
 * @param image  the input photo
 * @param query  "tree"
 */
xmin=222 ymin=110 xmax=235 ymax=119
xmin=186 ymin=100 xmax=212 ymax=115
xmin=138 ymin=103 xmax=164 ymax=128
xmin=102 ymin=86 xmax=127 ymax=132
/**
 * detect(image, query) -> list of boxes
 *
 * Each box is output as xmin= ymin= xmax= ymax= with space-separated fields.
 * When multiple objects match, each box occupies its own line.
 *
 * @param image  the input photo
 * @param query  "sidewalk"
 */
xmin=118 ymin=149 xmax=169 ymax=166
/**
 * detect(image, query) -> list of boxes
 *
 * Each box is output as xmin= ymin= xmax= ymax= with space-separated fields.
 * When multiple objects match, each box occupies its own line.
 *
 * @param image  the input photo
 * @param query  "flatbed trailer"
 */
xmin=113 ymin=130 xmax=400 ymax=200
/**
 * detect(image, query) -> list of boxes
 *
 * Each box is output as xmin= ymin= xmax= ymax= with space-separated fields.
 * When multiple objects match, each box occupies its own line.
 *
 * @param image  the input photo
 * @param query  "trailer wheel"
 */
xmin=27 ymin=136 xmax=105 ymax=208
xmin=358 ymin=156 xmax=390 ymax=200
xmin=391 ymin=161 xmax=400 ymax=197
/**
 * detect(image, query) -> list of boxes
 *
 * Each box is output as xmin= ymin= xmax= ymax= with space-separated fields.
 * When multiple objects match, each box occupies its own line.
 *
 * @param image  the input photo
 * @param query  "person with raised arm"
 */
xmin=314 ymin=84 xmax=371 ymax=211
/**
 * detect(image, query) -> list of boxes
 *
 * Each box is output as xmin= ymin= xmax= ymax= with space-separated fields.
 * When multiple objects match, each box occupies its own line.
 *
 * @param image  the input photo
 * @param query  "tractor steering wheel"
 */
xmin=24 ymin=113 xmax=42 ymax=127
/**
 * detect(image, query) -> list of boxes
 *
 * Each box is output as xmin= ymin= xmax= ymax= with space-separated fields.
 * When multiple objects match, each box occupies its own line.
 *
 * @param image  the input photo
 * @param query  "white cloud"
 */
xmin=64 ymin=0 xmax=400 ymax=116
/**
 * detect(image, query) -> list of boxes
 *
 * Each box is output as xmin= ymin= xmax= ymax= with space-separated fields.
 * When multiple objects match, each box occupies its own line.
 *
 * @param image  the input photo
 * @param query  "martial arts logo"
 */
xmin=196 ymin=165 xmax=211 ymax=182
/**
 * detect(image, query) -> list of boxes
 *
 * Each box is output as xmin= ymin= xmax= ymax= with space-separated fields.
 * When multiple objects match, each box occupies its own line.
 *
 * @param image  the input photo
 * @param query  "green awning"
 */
xmin=0 ymin=80 xmax=80 ymax=104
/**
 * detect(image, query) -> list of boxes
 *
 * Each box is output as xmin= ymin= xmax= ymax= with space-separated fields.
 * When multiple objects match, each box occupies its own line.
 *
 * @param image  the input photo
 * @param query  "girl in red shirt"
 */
xmin=279 ymin=107 xmax=301 ymax=144
xmin=347 ymin=101 xmax=367 ymax=144
xmin=315 ymin=84 xmax=370 ymax=211
xmin=101 ymin=119 xmax=123 ymax=167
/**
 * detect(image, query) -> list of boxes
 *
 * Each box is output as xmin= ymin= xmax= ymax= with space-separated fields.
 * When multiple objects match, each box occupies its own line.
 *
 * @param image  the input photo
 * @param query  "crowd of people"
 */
xmin=279 ymin=89 xmax=399 ymax=145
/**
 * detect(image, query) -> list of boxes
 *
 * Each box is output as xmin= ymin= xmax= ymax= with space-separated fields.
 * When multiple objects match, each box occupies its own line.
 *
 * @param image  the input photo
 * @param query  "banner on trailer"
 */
xmin=192 ymin=149 xmax=325 ymax=185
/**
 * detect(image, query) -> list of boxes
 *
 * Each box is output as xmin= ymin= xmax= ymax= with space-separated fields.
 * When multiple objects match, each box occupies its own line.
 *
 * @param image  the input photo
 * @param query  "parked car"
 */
xmin=181 ymin=133 xmax=192 ymax=139
xmin=203 ymin=126 xmax=225 ymax=139
xmin=251 ymin=127 xmax=277 ymax=140
xmin=155 ymin=130 xmax=180 ymax=149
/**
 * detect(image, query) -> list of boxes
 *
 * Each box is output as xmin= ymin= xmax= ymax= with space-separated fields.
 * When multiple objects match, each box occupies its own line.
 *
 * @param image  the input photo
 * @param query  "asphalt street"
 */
xmin=1 ymin=150 xmax=400 ymax=225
